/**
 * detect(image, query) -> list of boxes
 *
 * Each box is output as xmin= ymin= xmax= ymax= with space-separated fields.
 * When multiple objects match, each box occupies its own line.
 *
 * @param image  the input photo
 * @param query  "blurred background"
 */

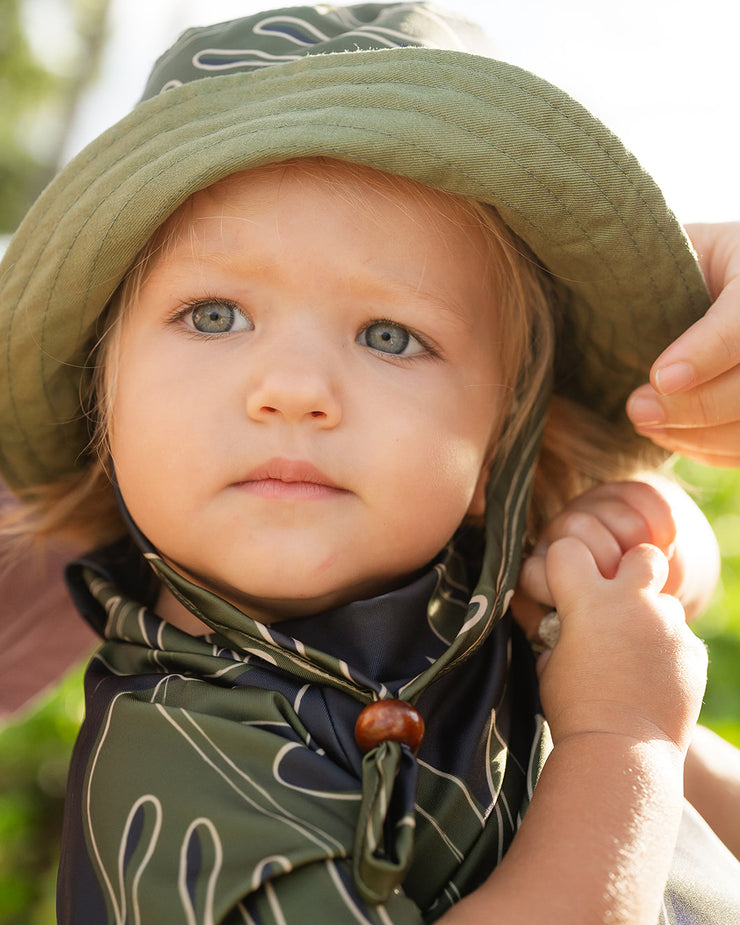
xmin=0 ymin=0 xmax=739 ymax=921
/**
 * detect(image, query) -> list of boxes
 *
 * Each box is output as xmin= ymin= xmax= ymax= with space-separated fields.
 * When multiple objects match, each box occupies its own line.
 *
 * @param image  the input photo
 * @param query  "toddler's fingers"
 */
xmin=615 ymin=543 xmax=670 ymax=595
xmin=516 ymin=500 xmax=636 ymax=611
xmin=538 ymin=510 xmax=623 ymax=578
xmin=565 ymin=481 xmax=675 ymax=555
xmin=587 ymin=481 xmax=676 ymax=553
xmin=509 ymin=589 xmax=551 ymax=640
xmin=545 ymin=538 xmax=671 ymax=613
xmin=517 ymin=555 xmax=552 ymax=607
xmin=543 ymin=536 xmax=601 ymax=613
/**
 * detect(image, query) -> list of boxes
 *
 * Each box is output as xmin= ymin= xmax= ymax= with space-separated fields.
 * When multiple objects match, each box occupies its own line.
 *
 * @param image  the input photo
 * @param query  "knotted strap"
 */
xmin=353 ymin=741 xmax=418 ymax=903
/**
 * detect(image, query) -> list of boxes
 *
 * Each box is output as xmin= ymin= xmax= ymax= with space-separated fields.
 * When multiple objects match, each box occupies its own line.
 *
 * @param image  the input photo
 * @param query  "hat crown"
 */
xmin=141 ymin=2 xmax=491 ymax=99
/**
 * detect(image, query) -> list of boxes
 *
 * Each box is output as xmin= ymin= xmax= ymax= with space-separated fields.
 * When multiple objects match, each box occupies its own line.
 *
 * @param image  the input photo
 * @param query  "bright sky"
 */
xmin=40 ymin=0 xmax=740 ymax=222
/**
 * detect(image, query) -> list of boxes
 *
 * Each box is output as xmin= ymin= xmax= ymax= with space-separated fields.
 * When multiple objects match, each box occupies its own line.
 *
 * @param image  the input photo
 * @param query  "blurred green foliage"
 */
xmin=0 ymin=669 xmax=83 ymax=924
xmin=0 ymin=0 xmax=110 ymax=232
xmin=0 ymin=0 xmax=56 ymax=230
xmin=678 ymin=460 xmax=740 ymax=748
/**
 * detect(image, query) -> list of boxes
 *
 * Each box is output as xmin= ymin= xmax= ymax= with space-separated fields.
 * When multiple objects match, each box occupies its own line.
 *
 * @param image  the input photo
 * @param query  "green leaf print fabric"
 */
xmin=60 ymin=544 xmax=549 ymax=923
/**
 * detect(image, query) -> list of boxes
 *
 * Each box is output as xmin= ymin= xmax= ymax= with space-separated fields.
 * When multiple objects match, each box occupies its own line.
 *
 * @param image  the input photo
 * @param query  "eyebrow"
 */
xmin=348 ymin=272 xmax=480 ymax=329
xmin=160 ymin=242 xmax=482 ymax=329
xmin=156 ymin=243 xmax=269 ymax=277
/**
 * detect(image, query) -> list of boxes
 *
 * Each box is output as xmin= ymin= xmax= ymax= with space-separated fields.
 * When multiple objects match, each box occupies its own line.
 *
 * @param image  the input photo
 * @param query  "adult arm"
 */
xmin=683 ymin=723 xmax=740 ymax=861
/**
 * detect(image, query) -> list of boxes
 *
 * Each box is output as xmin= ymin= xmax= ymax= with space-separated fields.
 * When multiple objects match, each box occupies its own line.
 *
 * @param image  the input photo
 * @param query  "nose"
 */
xmin=246 ymin=352 xmax=342 ymax=428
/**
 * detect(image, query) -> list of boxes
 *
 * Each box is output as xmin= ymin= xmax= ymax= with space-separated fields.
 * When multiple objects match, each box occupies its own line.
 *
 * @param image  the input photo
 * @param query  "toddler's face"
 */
xmin=110 ymin=161 xmax=505 ymax=621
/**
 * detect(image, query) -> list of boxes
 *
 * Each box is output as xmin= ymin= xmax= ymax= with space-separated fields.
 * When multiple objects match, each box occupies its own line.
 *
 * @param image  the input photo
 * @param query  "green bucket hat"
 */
xmin=0 ymin=1 xmax=709 ymax=492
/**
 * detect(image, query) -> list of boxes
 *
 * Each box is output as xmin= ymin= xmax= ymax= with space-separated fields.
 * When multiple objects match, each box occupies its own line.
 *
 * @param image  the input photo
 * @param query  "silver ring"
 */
xmin=530 ymin=610 xmax=561 ymax=653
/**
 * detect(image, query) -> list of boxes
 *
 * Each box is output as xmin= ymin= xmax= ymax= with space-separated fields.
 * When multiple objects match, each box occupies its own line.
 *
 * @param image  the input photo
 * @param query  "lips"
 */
xmin=234 ymin=458 xmax=346 ymax=499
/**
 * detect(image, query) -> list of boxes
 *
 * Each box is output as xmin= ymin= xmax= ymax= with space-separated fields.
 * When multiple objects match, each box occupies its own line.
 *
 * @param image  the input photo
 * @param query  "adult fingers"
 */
xmin=651 ymin=223 xmax=740 ymax=393
xmin=649 ymin=280 xmax=740 ymax=394
xmin=630 ymin=419 xmax=740 ymax=468
xmin=628 ymin=366 xmax=740 ymax=430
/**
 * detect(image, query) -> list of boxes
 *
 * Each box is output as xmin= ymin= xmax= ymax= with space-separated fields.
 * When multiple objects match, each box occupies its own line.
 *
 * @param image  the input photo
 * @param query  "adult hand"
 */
xmin=627 ymin=222 xmax=740 ymax=466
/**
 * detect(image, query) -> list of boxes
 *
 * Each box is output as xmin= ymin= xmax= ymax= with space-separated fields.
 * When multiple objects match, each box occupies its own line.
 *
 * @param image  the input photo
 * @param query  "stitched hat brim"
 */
xmin=0 ymin=47 xmax=709 ymax=490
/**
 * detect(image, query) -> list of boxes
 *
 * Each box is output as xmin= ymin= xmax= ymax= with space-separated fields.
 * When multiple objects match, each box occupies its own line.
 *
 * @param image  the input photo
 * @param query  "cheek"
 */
xmin=379 ymin=438 xmax=486 ymax=567
xmin=384 ymin=409 xmax=493 ymax=525
xmin=111 ymin=336 xmax=218 ymax=462
xmin=429 ymin=440 xmax=489 ymax=510
xmin=108 ymin=349 xmax=192 ymax=511
xmin=426 ymin=390 xmax=503 ymax=520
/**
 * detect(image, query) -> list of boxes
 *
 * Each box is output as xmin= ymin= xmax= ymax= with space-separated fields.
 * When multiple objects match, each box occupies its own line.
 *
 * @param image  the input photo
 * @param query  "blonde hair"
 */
xmin=1 ymin=158 xmax=664 ymax=553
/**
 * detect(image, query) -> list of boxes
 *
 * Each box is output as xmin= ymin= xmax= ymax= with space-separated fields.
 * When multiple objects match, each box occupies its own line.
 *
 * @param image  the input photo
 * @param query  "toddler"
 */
xmin=0 ymin=4 xmax=738 ymax=923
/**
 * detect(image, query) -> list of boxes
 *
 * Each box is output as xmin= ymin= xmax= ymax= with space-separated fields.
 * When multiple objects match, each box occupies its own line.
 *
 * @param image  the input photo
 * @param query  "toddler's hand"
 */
xmin=539 ymin=537 xmax=707 ymax=753
xmin=513 ymin=476 xmax=718 ymax=640
xmin=513 ymin=480 xmax=676 ymax=639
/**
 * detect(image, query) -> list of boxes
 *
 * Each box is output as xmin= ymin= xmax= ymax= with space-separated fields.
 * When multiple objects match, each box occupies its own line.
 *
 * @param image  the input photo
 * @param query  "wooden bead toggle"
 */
xmin=354 ymin=699 xmax=425 ymax=754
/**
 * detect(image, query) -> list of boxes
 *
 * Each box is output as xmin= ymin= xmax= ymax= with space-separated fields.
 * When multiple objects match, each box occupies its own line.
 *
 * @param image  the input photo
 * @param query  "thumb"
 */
xmin=615 ymin=543 xmax=670 ymax=594
xmin=544 ymin=536 xmax=601 ymax=612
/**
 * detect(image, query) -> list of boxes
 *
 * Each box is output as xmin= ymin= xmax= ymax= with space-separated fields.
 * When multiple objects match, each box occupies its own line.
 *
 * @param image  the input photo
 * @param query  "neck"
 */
xmin=155 ymin=583 xmax=211 ymax=635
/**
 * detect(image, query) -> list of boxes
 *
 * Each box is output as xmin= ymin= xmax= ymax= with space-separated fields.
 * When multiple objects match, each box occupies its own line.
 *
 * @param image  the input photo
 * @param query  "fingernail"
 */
xmin=654 ymin=361 xmax=694 ymax=395
xmin=627 ymin=395 xmax=665 ymax=426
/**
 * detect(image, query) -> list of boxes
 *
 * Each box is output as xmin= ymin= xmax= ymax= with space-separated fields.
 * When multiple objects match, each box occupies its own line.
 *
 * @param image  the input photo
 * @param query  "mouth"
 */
xmin=234 ymin=458 xmax=347 ymax=499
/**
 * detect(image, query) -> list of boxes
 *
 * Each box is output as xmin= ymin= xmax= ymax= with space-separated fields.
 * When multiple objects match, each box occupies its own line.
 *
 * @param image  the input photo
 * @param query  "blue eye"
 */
xmin=359 ymin=321 xmax=423 ymax=356
xmin=189 ymin=301 xmax=251 ymax=334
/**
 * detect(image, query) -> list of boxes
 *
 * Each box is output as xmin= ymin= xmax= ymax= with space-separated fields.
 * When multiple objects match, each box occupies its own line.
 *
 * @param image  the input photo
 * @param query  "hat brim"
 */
xmin=0 ymin=47 xmax=709 ymax=490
